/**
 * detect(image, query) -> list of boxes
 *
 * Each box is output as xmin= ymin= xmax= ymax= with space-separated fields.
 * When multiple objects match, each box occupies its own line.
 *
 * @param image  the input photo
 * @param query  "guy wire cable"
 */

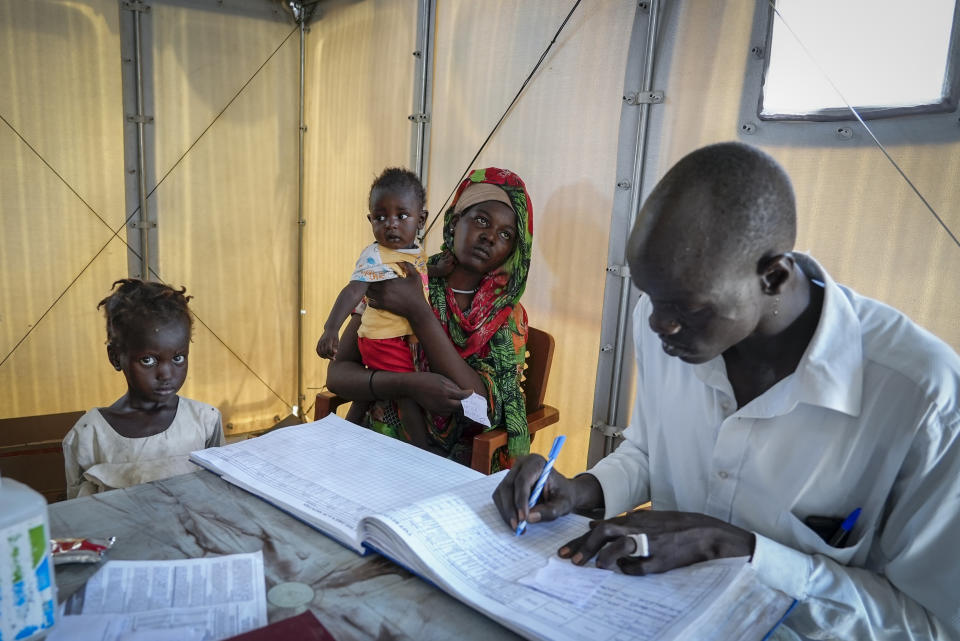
xmin=422 ymin=0 xmax=583 ymax=239
xmin=769 ymin=0 xmax=960 ymax=251
xmin=1 ymin=26 xmax=299 ymax=410
xmin=0 ymin=109 xmax=134 ymax=371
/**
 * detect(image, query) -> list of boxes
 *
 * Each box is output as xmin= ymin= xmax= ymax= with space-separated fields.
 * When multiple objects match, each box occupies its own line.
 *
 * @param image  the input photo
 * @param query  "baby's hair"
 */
xmin=369 ymin=167 xmax=426 ymax=211
xmin=98 ymin=279 xmax=193 ymax=353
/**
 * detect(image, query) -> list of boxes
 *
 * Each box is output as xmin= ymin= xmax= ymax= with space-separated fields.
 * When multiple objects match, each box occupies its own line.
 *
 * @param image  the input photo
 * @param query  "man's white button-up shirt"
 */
xmin=589 ymin=256 xmax=960 ymax=640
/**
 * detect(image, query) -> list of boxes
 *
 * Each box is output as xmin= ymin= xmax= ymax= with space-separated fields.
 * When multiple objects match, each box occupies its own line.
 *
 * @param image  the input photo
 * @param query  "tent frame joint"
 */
xmin=121 ymin=1 xmax=151 ymax=13
xmin=606 ymin=264 xmax=631 ymax=279
xmin=624 ymin=90 xmax=664 ymax=106
xmin=591 ymin=423 xmax=624 ymax=438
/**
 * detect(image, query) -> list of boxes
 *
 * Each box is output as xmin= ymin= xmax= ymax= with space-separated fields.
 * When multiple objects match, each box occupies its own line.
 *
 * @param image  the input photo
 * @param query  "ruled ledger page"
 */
xmin=362 ymin=473 xmax=793 ymax=641
xmin=190 ymin=417 xmax=480 ymax=553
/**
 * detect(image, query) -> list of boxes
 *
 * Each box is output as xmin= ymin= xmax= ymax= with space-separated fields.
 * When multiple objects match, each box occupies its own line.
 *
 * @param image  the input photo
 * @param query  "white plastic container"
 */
xmin=0 ymin=475 xmax=57 ymax=640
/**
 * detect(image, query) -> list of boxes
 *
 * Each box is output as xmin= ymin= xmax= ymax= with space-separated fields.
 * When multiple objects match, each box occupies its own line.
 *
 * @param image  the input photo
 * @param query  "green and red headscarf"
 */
xmin=432 ymin=167 xmax=533 ymax=358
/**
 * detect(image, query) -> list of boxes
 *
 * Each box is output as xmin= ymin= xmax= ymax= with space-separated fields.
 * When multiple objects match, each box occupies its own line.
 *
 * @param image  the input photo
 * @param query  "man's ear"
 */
xmin=758 ymin=253 xmax=793 ymax=295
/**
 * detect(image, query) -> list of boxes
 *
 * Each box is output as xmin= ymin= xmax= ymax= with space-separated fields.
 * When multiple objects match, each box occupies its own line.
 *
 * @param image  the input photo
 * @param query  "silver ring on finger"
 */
xmin=627 ymin=532 xmax=649 ymax=557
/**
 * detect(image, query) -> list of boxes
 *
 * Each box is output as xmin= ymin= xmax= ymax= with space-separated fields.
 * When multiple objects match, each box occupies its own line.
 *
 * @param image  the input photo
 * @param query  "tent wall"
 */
xmin=2 ymin=0 xmax=301 ymax=435
xmin=1 ymin=0 xmax=128 ymax=416
xmin=641 ymin=1 xmax=960 ymax=349
xmin=145 ymin=2 xmax=298 ymax=434
xmin=1 ymin=0 xmax=636 ymax=474
xmin=424 ymin=1 xmax=635 ymax=474
xmin=301 ymin=0 xmax=418 ymax=421
xmin=4 ymin=0 xmax=958 ymax=479
xmin=587 ymin=0 xmax=960 ymax=463
xmin=302 ymin=0 xmax=635 ymax=476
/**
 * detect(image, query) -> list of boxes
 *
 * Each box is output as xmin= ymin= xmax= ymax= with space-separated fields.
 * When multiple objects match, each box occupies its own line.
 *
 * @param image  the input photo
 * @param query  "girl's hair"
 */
xmin=98 ymin=279 xmax=193 ymax=353
xmin=369 ymin=167 xmax=426 ymax=210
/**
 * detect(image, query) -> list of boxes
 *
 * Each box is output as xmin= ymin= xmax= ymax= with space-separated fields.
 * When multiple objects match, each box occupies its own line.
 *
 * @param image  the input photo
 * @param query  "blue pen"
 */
xmin=516 ymin=435 xmax=565 ymax=536
xmin=828 ymin=507 xmax=861 ymax=547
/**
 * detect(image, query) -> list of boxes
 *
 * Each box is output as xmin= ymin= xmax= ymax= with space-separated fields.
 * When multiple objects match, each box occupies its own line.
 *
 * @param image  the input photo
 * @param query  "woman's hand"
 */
xmin=558 ymin=510 xmax=756 ymax=574
xmin=368 ymin=263 xmax=488 ymax=397
xmin=366 ymin=263 xmax=429 ymax=320
xmin=405 ymin=372 xmax=472 ymax=416
xmin=327 ymin=315 xmax=482 ymax=412
xmin=427 ymin=252 xmax=456 ymax=278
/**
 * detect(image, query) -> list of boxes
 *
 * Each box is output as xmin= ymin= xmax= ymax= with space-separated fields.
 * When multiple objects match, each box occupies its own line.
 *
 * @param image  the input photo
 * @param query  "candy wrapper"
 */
xmin=50 ymin=536 xmax=116 ymax=565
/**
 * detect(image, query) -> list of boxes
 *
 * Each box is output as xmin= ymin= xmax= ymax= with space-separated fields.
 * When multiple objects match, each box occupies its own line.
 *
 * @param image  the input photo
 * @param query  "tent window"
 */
xmin=759 ymin=0 xmax=959 ymax=121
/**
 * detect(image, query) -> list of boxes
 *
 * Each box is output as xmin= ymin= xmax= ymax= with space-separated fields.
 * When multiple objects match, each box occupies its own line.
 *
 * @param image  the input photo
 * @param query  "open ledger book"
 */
xmin=191 ymin=416 xmax=793 ymax=641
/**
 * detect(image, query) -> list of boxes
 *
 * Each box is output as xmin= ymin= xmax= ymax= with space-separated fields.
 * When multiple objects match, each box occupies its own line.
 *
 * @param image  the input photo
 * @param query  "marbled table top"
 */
xmin=49 ymin=469 xmax=520 ymax=641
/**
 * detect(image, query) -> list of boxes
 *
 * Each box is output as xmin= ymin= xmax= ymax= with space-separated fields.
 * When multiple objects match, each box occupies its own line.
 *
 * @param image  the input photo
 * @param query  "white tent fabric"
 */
xmin=418 ymin=1 xmax=635 ymax=470
xmin=643 ymin=0 xmax=960 ymax=351
xmin=3 ymin=0 xmax=959 ymax=475
xmin=1 ymin=0 xmax=128 ymax=416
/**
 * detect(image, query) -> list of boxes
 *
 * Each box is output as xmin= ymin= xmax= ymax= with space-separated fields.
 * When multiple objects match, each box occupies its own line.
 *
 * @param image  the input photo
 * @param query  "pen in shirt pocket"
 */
xmin=828 ymin=507 xmax=862 ymax=547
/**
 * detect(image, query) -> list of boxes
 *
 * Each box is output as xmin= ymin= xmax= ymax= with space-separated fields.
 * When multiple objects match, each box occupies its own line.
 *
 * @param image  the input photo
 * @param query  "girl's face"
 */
xmin=112 ymin=318 xmax=190 ymax=408
xmin=451 ymin=201 xmax=517 ymax=275
xmin=368 ymin=187 xmax=426 ymax=250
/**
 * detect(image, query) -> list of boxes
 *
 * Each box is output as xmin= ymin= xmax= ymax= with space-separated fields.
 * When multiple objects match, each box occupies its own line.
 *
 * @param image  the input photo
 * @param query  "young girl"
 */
xmin=62 ymin=279 xmax=223 ymax=498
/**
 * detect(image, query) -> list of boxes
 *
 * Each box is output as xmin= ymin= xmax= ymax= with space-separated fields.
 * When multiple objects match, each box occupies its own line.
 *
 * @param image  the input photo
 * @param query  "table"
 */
xmin=49 ymin=469 xmax=520 ymax=641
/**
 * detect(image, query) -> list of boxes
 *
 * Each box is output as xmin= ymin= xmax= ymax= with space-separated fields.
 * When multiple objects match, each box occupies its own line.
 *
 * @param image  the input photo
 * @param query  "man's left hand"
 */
xmin=558 ymin=510 xmax=756 ymax=575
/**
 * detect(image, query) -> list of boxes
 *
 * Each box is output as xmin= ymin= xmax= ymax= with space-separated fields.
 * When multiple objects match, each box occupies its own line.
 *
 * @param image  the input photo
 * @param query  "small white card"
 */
xmin=461 ymin=392 xmax=491 ymax=427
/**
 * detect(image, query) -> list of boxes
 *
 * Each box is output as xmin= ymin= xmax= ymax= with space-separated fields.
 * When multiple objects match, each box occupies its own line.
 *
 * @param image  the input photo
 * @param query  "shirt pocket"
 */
xmin=776 ymin=510 xmax=875 ymax=566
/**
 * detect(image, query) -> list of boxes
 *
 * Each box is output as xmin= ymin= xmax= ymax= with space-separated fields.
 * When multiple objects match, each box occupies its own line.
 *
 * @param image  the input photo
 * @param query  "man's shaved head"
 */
xmin=625 ymin=143 xmax=801 ymax=364
xmin=629 ymin=142 xmax=796 ymax=283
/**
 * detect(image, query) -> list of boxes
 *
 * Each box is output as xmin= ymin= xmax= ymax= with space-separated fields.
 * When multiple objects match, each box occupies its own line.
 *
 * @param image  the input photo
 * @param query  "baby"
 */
xmin=317 ymin=168 xmax=450 ymax=370
xmin=317 ymin=168 xmax=456 ymax=433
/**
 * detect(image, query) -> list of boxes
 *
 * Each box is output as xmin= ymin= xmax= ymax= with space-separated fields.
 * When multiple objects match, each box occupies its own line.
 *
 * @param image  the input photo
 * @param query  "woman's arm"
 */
xmin=365 ymin=265 xmax=487 ymax=395
xmin=326 ymin=315 xmax=374 ymax=398
xmin=327 ymin=314 xmax=470 ymax=416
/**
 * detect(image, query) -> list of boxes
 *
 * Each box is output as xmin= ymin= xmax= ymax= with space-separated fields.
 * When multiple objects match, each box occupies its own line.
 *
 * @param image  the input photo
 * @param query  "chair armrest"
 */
xmin=526 ymin=405 xmax=560 ymax=435
xmin=470 ymin=404 xmax=561 ymax=474
xmin=471 ymin=429 xmax=506 ymax=474
xmin=315 ymin=391 xmax=351 ymax=420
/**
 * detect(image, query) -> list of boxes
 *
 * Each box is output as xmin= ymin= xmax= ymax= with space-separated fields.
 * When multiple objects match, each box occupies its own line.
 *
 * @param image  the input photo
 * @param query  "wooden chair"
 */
xmin=0 ymin=411 xmax=84 ymax=503
xmin=314 ymin=326 xmax=560 ymax=474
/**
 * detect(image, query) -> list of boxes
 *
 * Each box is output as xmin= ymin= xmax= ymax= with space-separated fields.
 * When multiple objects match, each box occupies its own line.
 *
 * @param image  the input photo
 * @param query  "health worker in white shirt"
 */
xmin=494 ymin=142 xmax=960 ymax=640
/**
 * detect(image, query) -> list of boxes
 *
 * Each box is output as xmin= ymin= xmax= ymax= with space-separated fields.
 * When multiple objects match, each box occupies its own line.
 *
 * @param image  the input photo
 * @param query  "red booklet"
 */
xmin=223 ymin=611 xmax=337 ymax=641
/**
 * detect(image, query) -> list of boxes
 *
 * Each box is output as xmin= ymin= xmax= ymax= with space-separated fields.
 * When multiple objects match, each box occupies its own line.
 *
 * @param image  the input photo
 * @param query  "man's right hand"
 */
xmin=493 ymin=455 xmax=598 ymax=532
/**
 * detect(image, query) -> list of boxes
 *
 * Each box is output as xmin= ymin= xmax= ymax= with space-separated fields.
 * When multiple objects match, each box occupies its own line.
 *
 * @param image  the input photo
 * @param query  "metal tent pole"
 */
xmin=604 ymin=0 xmax=661 ymax=455
xmin=410 ymin=0 xmax=435 ymax=182
xmin=132 ymin=6 xmax=151 ymax=279
xmin=296 ymin=8 xmax=307 ymax=419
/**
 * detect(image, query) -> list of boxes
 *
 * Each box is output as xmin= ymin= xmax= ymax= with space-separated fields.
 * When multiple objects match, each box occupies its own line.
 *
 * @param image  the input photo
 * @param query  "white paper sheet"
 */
xmin=461 ymin=393 xmax=491 ymax=427
xmin=54 ymin=551 xmax=266 ymax=641
xmin=47 ymin=615 xmax=205 ymax=641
